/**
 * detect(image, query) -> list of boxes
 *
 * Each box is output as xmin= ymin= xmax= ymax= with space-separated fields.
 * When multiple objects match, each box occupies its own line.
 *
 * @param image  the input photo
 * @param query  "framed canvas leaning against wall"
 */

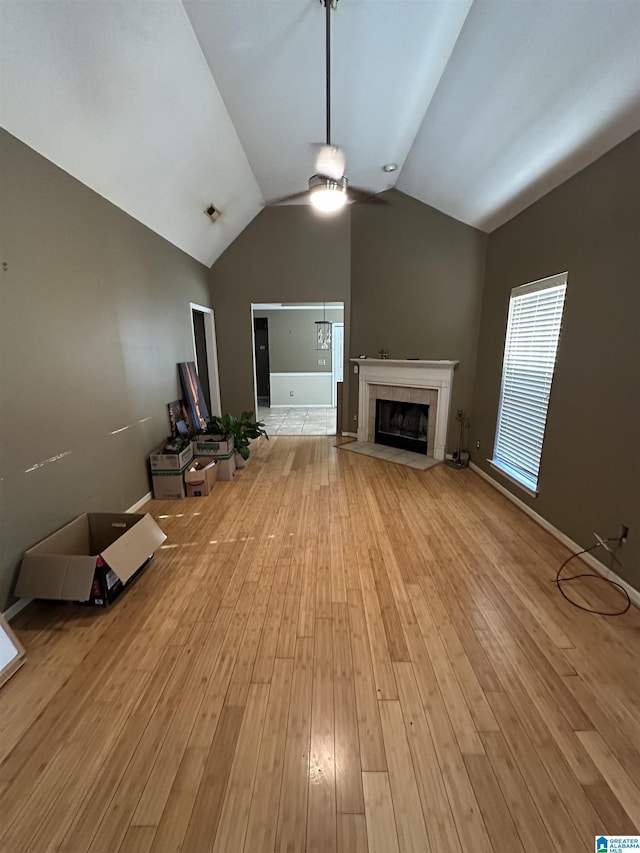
xmin=178 ymin=362 xmax=209 ymax=433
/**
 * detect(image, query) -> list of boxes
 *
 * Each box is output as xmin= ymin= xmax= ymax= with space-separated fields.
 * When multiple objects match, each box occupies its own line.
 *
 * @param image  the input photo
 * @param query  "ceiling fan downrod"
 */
xmin=324 ymin=0 xmax=333 ymax=146
xmin=267 ymin=0 xmax=385 ymax=211
xmin=309 ymin=0 xmax=348 ymax=212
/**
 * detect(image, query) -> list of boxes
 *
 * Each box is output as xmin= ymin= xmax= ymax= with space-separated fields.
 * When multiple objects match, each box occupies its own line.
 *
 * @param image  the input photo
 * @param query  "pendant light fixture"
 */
xmin=315 ymin=303 xmax=332 ymax=350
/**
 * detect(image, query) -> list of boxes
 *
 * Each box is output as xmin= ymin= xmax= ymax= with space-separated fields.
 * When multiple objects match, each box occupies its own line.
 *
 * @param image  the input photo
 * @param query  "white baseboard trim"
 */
xmin=342 ymin=431 xmax=357 ymax=438
xmin=127 ymin=491 xmax=152 ymax=512
xmin=3 ymin=491 xmax=154 ymax=622
xmin=3 ymin=597 xmax=32 ymax=622
xmin=469 ymin=462 xmax=639 ymax=609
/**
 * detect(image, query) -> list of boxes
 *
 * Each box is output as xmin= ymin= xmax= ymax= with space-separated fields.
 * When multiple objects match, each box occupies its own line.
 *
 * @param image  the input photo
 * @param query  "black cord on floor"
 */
xmin=555 ymin=539 xmax=631 ymax=616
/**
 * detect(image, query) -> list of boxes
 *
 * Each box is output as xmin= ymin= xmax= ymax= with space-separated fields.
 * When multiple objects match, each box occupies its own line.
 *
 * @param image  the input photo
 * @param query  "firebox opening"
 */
xmin=375 ymin=399 xmax=429 ymax=455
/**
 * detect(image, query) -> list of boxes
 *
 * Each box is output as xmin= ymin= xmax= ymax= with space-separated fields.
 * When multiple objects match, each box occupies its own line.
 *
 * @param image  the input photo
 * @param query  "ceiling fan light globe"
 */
xmin=310 ymin=187 xmax=347 ymax=213
xmin=309 ymin=175 xmax=348 ymax=213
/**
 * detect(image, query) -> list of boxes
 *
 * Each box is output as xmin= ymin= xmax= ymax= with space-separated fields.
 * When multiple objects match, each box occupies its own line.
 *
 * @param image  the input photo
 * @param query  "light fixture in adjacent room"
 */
xmin=315 ymin=303 xmax=332 ymax=350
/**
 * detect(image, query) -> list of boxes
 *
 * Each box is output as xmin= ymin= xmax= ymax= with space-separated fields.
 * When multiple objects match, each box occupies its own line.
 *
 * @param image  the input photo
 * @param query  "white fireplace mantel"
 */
xmin=351 ymin=359 xmax=459 ymax=461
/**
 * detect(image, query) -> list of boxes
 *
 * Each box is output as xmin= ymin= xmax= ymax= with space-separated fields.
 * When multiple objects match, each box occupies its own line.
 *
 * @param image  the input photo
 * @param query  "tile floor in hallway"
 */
xmin=258 ymin=405 xmax=336 ymax=435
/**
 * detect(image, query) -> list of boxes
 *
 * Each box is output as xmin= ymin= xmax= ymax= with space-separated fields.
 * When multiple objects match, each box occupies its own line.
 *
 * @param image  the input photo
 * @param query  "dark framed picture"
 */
xmin=167 ymin=399 xmax=190 ymax=438
xmin=178 ymin=362 xmax=209 ymax=432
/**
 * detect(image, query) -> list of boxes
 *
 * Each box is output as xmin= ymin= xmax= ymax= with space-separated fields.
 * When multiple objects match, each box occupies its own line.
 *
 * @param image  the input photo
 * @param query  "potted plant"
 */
xmin=204 ymin=413 xmax=235 ymax=440
xmin=202 ymin=411 xmax=268 ymax=468
xmin=230 ymin=410 xmax=269 ymax=467
xmin=163 ymin=435 xmax=191 ymax=454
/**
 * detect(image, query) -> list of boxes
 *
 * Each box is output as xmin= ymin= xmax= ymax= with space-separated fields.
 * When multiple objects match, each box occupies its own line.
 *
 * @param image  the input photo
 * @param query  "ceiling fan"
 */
xmin=266 ymin=0 xmax=387 ymax=213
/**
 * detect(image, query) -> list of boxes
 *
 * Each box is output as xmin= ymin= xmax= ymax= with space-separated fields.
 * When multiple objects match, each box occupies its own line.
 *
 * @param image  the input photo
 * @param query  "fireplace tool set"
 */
xmin=446 ymin=409 xmax=471 ymax=468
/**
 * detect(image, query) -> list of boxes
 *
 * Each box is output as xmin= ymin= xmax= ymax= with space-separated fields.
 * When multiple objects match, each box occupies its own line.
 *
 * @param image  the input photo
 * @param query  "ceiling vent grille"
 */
xmin=204 ymin=204 xmax=221 ymax=222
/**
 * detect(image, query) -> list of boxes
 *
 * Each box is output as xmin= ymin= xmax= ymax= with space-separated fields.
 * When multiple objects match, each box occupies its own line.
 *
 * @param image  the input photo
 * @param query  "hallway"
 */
xmin=258 ymin=405 xmax=336 ymax=436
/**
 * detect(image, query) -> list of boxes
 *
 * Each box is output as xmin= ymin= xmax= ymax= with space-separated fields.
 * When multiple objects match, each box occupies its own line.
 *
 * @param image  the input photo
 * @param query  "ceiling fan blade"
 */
xmin=314 ymin=144 xmax=346 ymax=182
xmin=347 ymin=186 xmax=389 ymax=205
xmin=264 ymin=189 xmax=311 ymax=207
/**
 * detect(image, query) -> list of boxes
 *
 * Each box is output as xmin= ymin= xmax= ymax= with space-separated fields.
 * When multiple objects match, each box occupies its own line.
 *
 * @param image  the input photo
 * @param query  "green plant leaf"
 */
xmin=205 ymin=411 xmax=269 ymax=448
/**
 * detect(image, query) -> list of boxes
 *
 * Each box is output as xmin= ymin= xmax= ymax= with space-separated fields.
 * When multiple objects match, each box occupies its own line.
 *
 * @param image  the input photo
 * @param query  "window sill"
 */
xmin=488 ymin=459 xmax=538 ymax=498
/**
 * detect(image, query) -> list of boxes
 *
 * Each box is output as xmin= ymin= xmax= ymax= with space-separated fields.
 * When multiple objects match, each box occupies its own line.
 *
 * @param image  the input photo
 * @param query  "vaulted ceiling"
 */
xmin=2 ymin=1 xmax=639 ymax=267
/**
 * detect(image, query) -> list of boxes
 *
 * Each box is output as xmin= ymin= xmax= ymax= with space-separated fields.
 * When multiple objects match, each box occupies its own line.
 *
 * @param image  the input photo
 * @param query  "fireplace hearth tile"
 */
xmin=337 ymin=440 xmax=440 ymax=471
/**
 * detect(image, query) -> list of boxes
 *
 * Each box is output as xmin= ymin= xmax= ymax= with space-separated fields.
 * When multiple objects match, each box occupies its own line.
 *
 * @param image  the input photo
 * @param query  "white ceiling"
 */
xmin=2 ymin=1 xmax=639 ymax=267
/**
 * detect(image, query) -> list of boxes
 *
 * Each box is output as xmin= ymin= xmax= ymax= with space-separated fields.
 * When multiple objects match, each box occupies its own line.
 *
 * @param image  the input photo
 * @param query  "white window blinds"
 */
xmin=492 ymin=272 xmax=567 ymax=494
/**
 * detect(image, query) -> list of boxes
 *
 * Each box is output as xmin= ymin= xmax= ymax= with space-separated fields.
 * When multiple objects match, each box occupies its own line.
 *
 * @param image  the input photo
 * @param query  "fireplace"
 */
xmin=375 ymin=399 xmax=429 ymax=454
xmin=352 ymin=359 xmax=458 ymax=461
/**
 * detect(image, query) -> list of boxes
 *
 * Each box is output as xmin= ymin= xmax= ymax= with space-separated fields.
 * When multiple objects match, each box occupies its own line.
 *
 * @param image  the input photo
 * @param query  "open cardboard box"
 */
xmin=149 ymin=443 xmax=193 ymax=471
xmin=185 ymin=457 xmax=218 ymax=497
xmin=191 ymin=436 xmax=236 ymax=481
xmin=16 ymin=513 xmax=166 ymax=607
xmin=150 ymin=442 xmax=194 ymax=500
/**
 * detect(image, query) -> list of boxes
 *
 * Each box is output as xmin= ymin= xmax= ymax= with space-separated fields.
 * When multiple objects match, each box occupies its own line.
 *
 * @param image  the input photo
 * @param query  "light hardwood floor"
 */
xmin=1 ymin=435 xmax=639 ymax=853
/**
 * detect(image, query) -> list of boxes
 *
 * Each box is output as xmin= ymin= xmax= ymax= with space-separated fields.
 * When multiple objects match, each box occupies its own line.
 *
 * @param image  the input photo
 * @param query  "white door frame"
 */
xmin=250 ymin=303 xmax=345 ymax=414
xmin=189 ymin=303 xmax=222 ymax=416
xmin=331 ymin=322 xmax=344 ymax=407
xmin=250 ymin=307 xmax=259 ymax=418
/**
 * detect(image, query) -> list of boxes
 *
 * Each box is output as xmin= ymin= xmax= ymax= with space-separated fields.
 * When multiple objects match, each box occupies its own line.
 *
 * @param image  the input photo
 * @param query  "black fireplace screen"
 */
xmin=375 ymin=399 xmax=429 ymax=455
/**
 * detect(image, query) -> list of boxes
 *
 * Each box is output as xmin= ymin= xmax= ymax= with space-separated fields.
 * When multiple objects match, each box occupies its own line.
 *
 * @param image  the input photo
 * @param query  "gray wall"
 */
xmin=0 ymin=130 xmax=211 ymax=611
xmin=350 ymin=190 xmax=487 ymax=442
xmin=208 ymin=206 xmax=351 ymax=416
xmin=253 ymin=307 xmax=344 ymax=374
xmin=472 ymin=131 xmax=640 ymax=589
xmin=5 ymin=124 xmax=633 ymax=610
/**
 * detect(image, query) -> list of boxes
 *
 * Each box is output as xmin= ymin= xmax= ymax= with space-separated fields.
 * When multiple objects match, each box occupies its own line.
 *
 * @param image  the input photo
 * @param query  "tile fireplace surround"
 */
xmin=351 ymin=359 xmax=459 ymax=461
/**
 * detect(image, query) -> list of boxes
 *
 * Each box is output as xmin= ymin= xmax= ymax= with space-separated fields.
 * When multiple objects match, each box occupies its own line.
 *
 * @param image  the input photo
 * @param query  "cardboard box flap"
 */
xmin=100 ymin=514 xmax=166 ymax=584
xmin=89 ymin=513 xmax=144 ymax=553
xmin=25 ymin=514 xmax=92 ymax=558
xmin=16 ymin=554 xmax=98 ymax=601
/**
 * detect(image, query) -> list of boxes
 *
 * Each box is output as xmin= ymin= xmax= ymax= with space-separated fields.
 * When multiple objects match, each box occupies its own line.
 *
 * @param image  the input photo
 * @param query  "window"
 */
xmin=491 ymin=272 xmax=567 ymax=496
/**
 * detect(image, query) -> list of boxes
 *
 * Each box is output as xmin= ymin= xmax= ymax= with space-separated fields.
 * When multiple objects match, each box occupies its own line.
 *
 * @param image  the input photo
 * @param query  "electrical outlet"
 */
xmin=620 ymin=524 xmax=629 ymax=544
xmin=318 ymin=358 xmax=326 ymax=366
xmin=353 ymin=415 xmax=357 ymax=421
xmin=353 ymin=365 xmax=358 ymax=374
xmin=289 ymin=391 xmax=294 ymax=397
xmin=475 ymin=440 xmax=480 ymax=449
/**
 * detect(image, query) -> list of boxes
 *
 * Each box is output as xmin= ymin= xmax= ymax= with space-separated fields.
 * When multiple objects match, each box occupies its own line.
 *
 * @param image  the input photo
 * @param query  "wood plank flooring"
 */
xmin=1 ymin=435 xmax=639 ymax=853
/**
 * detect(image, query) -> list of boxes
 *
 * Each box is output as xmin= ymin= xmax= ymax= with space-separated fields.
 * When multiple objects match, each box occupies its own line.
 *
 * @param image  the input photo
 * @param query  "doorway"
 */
xmin=250 ymin=302 xmax=344 ymax=434
xmin=253 ymin=317 xmax=271 ymax=407
xmin=189 ymin=303 xmax=221 ymax=417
